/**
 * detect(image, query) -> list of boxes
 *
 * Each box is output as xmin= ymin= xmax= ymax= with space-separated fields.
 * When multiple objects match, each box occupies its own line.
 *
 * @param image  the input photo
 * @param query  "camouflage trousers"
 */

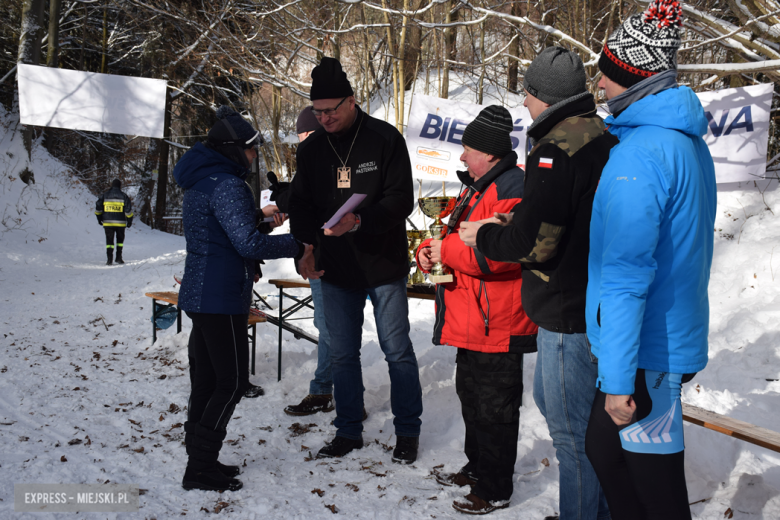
xmin=455 ymin=348 xmax=524 ymax=502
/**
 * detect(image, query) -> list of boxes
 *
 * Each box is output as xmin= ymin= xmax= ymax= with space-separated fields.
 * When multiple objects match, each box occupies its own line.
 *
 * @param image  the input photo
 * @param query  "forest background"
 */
xmin=3 ymin=0 xmax=780 ymax=234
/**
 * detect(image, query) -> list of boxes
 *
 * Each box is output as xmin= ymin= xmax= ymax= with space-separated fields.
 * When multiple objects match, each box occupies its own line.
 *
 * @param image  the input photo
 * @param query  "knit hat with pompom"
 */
xmin=598 ymin=0 xmax=682 ymax=88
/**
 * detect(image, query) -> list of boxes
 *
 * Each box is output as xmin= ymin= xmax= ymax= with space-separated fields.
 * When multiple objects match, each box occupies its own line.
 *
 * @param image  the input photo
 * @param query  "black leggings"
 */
xmin=185 ymin=312 xmax=249 ymax=431
xmin=585 ymin=369 xmax=692 ymax=520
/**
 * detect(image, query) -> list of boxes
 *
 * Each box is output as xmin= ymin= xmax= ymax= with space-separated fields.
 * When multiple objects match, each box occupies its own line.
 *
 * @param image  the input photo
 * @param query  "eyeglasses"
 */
xmin=311 ymin=97 xmax=348 ymax=118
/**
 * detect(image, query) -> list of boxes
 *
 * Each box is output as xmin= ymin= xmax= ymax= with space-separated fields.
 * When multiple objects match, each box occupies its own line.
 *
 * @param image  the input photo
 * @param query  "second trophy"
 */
xmin=418 ymin=196 xmax=456 ymax=284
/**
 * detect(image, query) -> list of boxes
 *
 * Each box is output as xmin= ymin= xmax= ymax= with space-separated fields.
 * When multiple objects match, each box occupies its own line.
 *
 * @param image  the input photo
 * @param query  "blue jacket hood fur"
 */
xmin=586 ymin=86 xmax=717 ymax=395
xmin=174 ymin=142 xmax=298 ymax=314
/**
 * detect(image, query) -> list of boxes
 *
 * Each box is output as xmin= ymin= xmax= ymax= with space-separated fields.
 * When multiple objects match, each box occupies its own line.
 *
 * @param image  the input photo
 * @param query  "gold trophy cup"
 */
xmin=406 ymin=230 xmax=427 ymax=285
xmin=418 ymin=196 xmax=456 ymax=284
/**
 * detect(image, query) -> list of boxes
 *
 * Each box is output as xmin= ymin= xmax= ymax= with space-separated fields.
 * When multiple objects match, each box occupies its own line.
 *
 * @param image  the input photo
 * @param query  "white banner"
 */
xmin=17 ymin=64 xmax=167 ymax=138
xmin=697 ymin=83 xmax=772 ymax=184
xmin=406 ymin=94 xmax=530 ymax=183
xmin=408 ymin=84 xmax=772 ymax=185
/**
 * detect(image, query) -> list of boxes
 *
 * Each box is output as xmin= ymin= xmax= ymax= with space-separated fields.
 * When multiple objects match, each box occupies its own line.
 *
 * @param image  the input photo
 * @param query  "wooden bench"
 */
xmin=682 ymin=403 xmax=780 ymax=453
xmin=144 ymin=292 xmax=266 ymax=375
xmin=263 ymin=279 xmax=435 ymax=382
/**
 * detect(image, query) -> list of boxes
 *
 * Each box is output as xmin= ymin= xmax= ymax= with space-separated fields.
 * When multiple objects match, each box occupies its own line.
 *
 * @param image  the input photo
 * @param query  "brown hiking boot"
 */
xmin=284 ymin=394 xmax=335 ymax=416
xmin=435 ymin=471 xmax=478 ymax=487
xmin=452 ymin=493 xmax=509 ymax=515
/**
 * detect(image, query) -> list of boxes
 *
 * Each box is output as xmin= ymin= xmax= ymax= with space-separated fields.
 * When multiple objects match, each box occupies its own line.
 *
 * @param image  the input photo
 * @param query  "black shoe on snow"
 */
xmin=106 ymin=258 xmax=112 ymax=265
xmin=244 ymin=384 xmax=264 ymax=399
xmin=316 ymin=436 xmax=363 ymax=459
xmin=452 ymin=493 xmax=509 ymax=515
xmin=392 ymin=435 xmax=419 ymax=465
xmin=216 ymin=461 xmax=241 ymax=478
xmin=285 ymin=394 xmax=335 ymax=416
xmin=435 ymin=470 xmax=478 ymax=487
xmin=115 ymin=257 xmax=124 ymax=264
xmin=182 ymin=467 xmax=242 ymax=491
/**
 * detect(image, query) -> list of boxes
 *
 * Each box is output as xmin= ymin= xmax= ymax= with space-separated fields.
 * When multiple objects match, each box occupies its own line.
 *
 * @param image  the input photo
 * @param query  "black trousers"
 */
xmin=585 ymin=369 xmax=692 ymax=520
xmin=185 ymin=312 xmax=249 ymax=431
xmin=455 ymin=348 xmax=523 ymax=502
xmin=104 ymin=227 xmax=126 ymax=248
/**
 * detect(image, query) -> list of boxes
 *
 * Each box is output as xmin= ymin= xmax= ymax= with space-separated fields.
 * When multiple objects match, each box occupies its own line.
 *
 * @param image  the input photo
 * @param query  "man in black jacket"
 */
xmin=460 ymin=47 xmax=618 ymax=520
xmin=95 ymin=179 xmax=133 ymax=265
xmin=290 ymin=57 xmax=422 ymax=464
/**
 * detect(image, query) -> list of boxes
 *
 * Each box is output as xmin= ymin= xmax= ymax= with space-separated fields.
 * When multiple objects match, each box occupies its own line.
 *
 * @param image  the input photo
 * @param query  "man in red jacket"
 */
xmin=417 ymin=105 xmax=538 ymax=515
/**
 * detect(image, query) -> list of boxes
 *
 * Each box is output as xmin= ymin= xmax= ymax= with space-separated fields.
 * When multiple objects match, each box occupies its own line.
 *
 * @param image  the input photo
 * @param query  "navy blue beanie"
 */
xmin=208 ymin=106 xmax=263 ymax=149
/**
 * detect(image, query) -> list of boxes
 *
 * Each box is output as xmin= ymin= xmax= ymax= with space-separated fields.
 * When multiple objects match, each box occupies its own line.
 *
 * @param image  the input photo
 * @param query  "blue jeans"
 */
xmin=534 ymin=328 xmax=610 ymax=520
xmin=308 ymin=278 xmax=333 ymax=395
xmin=321 ymin=277 xmax=423 ymax=440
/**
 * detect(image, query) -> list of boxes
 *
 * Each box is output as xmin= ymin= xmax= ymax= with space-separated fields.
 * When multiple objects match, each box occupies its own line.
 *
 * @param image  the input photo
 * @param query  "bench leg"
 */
xmin=251 ymin=324 xmax=256 ymax=376
xmin=177 ymin=307 xmax=182 ymax=334
xmin=278 ymin=286 xmax=283 ymax=382
xmin=152 ymin=299 xmax=157 ymax=345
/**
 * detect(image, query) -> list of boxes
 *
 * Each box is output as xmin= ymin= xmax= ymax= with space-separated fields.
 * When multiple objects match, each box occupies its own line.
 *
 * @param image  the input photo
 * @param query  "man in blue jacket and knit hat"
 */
xmin=584 ymin=1 xmax=717 ymax=518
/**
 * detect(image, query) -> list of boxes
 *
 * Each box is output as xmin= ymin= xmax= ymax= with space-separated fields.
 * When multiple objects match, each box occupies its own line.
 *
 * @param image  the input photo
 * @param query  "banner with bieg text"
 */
xmin=696 ymin=83 xmax=772 ymax=184
xmin=406 ymin=94 xmax=530 ymax=183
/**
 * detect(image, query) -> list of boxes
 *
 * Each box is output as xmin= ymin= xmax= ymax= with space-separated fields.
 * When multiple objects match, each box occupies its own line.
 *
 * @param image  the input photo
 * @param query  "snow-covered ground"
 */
xmin=2 ymin=100 xmax=780 ymax=520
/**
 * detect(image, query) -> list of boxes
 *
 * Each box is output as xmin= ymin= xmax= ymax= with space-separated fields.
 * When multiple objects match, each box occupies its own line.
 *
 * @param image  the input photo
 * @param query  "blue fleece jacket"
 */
xmin=586 ymin=86 xmax=717 ymax=395
xmin=173 ymin=143 xmax=299 ymax=315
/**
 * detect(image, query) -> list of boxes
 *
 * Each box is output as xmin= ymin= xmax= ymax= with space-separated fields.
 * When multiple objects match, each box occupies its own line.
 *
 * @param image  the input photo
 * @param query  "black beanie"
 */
xmin=111 ymin=179 xmax=121 ymax=188
xmin=523 ymin=47 xmax=587 ymax=105
xmin=461 ymin=105 xmax=514 ymax=158
xmin=296 ymin=106 xmax=322 ymax=134
xmin=309 ymin=57 xmax=354 ymax=101
xmin=207 ymin=106 xmax=263 ymax=149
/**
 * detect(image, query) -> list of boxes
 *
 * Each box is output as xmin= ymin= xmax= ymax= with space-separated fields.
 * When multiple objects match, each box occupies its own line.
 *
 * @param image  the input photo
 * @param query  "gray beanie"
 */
xmin=461 ymin=105 xmax=514 ymax=158
xmin=523 ymin=47 xmax=587 ymax=105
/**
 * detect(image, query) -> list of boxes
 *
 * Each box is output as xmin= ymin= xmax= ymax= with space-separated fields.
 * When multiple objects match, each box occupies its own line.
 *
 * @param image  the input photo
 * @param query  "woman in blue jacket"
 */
xmin=173 ymin=107 xmax=317 ymax=492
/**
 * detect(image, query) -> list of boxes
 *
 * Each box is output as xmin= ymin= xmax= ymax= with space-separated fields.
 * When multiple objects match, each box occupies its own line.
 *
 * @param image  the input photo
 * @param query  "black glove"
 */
xmin=96 ymin=215 xmax=103 ymax=225
xmin=267 ymin=172 xmax=291 ymax=212
xmin=126 ymin=217 xmax=133 ymax=229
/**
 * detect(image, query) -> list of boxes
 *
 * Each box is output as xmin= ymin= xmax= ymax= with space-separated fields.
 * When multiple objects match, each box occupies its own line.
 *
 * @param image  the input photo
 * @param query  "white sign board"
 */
xmin=17 ymin=64 xmax=167 ymax=138
xmin=696 ymin=83 xmax=772 ymax=184
xmin=407 ymin=94 xmax=530 ymax=183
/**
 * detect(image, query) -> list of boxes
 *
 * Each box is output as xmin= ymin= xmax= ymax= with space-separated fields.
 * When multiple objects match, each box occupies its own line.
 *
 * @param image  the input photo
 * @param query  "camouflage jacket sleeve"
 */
xmin=476 ymin=142 xmax=573 ymax=265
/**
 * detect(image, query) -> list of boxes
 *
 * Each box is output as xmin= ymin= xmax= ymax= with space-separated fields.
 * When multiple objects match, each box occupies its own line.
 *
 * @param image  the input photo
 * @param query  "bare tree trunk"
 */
xmin=154 ymin=90 xmax=172 ymax=232
xmin=381 ymin=0 xmax=400 ymax=128
xmin=138 ymin=139 xmax=161 ymax=227
xmin=507 ymin=2 xmax=521 ymax=92
xmin=18 ymin=0 xmax=45 ymax=185
xmin=477 ymin=19 xmax=485 ymax=104
xmin=441 ymin=2 xmax=458 ymax=99
xmin=101 ymin=4 xmax=108 ymax=73
xmin=47 ymin=0 xmax=61 ymax=67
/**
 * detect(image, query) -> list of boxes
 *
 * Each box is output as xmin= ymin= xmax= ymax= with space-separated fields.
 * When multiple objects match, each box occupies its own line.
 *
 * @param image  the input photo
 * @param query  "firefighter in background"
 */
xmin=95 ymin=179 xmax=133 ymax=265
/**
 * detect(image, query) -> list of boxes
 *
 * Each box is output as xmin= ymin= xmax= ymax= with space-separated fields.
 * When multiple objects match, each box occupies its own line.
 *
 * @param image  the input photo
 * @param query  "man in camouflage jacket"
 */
xmin=461 ymin=47 xmax=618 ymax=520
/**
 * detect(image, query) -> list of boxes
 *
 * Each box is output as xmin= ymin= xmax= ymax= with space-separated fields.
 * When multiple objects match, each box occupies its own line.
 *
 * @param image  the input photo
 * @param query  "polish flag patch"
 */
xmin=538 ymin=157 xmax=554 ymax=169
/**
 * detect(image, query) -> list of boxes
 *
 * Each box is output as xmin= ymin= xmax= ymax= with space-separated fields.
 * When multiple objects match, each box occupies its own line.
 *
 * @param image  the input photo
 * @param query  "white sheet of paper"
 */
xmin=322 ymin=194 xmax=367 ymax=229
xmin=259 ymin=189 xmax=273 ymax=209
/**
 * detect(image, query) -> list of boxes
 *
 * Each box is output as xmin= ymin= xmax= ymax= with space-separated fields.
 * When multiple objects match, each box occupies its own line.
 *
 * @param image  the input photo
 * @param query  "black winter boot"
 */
xmin=115 ymin=247 xmax=124 ymax=264
xmin=106 ymin=249 xmax=113 ymax=266
xmin=182 ymin=422 xmax=242 ymax=491
xmin=392 ymin=435 xmax=419 ymax=465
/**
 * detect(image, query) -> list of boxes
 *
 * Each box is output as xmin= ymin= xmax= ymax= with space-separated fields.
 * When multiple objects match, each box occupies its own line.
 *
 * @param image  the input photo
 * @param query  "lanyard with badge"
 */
xmin=327 ymin=113 xmax=363 ymax=189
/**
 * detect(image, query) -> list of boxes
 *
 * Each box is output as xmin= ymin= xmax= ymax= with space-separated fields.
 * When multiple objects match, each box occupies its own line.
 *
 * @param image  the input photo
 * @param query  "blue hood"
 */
xmin=605 ymin=86 xmax=709 ymax=139
xmin=173 ymin=142 xmax=247 ymax=190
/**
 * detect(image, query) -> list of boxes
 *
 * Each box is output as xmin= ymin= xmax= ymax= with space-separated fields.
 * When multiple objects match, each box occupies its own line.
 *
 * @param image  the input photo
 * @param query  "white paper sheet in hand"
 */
xmin=323 ymin=194 xmax=367 ymax=229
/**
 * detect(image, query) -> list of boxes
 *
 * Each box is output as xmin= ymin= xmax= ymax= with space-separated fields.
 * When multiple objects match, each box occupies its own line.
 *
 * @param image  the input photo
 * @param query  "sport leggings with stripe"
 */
xmin=585 ymin=368 xmax=695 ymax=520
xmin=185 ymin=312 xmax=249 ymax=432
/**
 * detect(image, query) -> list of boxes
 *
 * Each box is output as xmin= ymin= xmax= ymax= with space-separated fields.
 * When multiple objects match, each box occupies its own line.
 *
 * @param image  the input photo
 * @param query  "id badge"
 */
xmin=337 ymin=166 xmax=351 ymax=189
